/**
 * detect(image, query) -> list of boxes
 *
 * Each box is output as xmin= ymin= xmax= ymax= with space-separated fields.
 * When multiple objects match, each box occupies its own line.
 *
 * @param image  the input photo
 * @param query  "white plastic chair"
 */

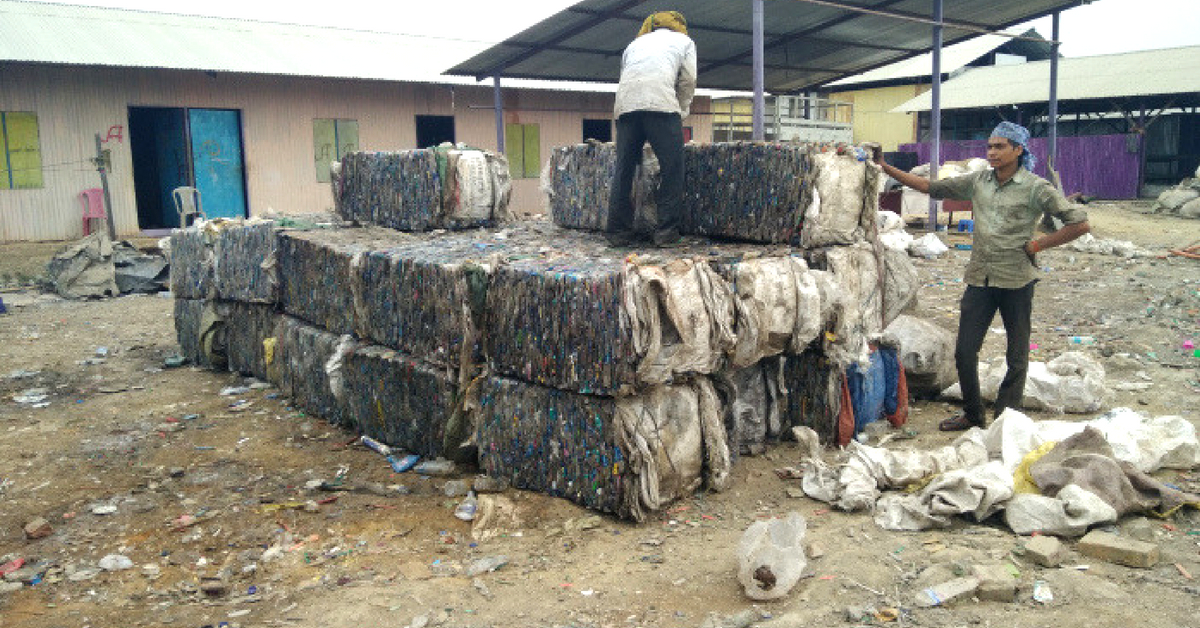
xmin=173 ymin=186 xmax=206 ymax=227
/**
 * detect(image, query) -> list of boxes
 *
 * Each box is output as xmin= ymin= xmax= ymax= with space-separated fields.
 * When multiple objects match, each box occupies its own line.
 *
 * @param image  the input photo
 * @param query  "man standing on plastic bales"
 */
xmin=606 ymin=10 xmax=696 ymax=248
xmin=871 ymin=121 xmax=1090 ymax=431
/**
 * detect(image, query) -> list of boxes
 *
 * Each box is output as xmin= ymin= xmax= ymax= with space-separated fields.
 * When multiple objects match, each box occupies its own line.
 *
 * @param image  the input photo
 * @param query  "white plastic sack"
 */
xmin=882 ymin=247 xmax=919 ymax=327
xmin=909 ymin=233 xmax=949 ymax=258
xmin=941 ymin=351 xmax=1106 ymax=414
xmin=801 ymin=152 xmax=869 ymax=247
xmin=1003 ymin=486 xmax=1118 ymax=536
xmin=881 ymin=314 xmax=955 ymax=397
xmin=737 ymin=512 xmax=808 ymax=600
xmin=729 ymin=256 xmax=822 ymax=367
xmin=1155 ymin=187 xmax=1198 ymax=212
xmin=625 ymin=259 xmax=735 ymax=386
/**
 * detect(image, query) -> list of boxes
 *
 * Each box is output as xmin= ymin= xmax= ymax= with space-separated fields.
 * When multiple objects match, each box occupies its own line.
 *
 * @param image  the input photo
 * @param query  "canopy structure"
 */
xmin=449 ymin=0 xmax=1088 ymax=228
xmin=446 ymin=0 xmax=1085 ymax=93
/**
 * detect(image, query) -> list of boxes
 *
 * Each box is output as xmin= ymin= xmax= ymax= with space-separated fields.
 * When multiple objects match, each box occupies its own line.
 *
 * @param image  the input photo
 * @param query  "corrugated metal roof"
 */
xmin=826 ymin=33 xmax=1009 ymax=87
xmin=892 ymin=45 xmax=1200 ymax=112
xmin=444 ymin=0 xmax=1087 ymax=93
xmin=0 ymin=0 xmax=604 ymax=90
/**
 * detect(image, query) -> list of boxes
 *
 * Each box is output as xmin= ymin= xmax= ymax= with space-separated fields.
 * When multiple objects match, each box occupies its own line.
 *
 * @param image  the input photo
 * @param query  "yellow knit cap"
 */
xmin=637 ymin=11 xmax=687 ymax=37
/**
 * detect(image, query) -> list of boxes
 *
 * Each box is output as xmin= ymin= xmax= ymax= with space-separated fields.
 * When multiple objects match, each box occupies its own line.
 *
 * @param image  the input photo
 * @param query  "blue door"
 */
xmin=188 ymin=109 xmax=247 ymax=219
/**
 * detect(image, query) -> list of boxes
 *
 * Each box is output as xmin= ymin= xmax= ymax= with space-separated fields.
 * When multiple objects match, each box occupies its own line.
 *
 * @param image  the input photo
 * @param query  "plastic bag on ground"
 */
xmin=881 ymin=314 xmax=955 ymax=398
xmin=737 ymin=511 xmax=808 ymax=600
xmin=909 ymin=233 xmax=948 ymax=258
xmin=941 ymin=351 xmax=1106 ymax=414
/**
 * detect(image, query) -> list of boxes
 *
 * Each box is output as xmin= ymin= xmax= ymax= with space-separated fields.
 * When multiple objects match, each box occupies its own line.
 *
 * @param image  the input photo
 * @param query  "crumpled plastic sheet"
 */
xmin=224 ymin=301 xmax=280 ymax=381
xmin=800 ymin=407 xmax=1200 ymax=533
xmin=340 ymin=344 xmax=458 ymax=458
xmin=942 ymin=351 xmax=1107 ymax=414
xmin=624 ymin=258 xmax=735 ymax=388
xmin=335 ymin=149 xmax=511 ymax=231
xmin=716 ymin=255 xmax=823 ymax=369
xmin=881 ymin=246 xmax=918 ymax=328
xmin=276 ymin=315 xmax=350 ymax=427
xmin=800 ymin=151 xmax=879 ymax=248
xmin=881 ymin=314 xmax=955 ymax=398
xmin=543 ymin=142 xmax=659 ymax=233
xmin=808 ymin=242 xmax=883 ymax=367
xmin=715 ymin=357 xmax=785 ymax=456
xmin=214 ymin=219 xmax=280 ymax=304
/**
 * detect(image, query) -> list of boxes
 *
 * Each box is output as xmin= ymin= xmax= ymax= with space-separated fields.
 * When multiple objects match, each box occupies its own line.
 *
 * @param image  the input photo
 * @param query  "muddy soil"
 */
xmin=0 ymin=201 xmax=1197 ymax=628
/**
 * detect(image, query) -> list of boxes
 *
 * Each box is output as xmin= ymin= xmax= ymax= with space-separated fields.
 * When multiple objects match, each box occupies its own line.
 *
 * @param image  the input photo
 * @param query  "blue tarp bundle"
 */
xmin=845 ymin=346 xmax=904 ymax=436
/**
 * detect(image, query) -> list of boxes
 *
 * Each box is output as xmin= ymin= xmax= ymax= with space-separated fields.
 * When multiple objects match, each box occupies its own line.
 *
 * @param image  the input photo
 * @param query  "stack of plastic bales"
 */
xmin=171 ymin=141 xmax=919 ymax=520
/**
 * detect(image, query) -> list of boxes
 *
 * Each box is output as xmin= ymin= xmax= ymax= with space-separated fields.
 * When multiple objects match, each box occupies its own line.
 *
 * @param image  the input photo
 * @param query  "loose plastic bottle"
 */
xmin=454 ymin=491 xmax=478 ymax=521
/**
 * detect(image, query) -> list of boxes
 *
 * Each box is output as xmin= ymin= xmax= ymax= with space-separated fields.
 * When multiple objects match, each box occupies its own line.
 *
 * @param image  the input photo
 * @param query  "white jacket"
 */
xmin=613 ymin=29 xmax=697 ymax=119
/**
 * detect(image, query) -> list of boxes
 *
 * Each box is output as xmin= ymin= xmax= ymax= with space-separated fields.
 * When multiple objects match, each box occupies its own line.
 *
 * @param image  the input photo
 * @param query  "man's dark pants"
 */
xmin=607 ymin=111 xmax=683 ymax=239
xmin=955 ymin=281 xmax=1036 ymax=425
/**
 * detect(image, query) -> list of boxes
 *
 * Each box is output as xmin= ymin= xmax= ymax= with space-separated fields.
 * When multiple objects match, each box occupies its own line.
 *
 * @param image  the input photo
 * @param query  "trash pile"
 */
xmin=796 ymin=407 xmax=1200 ymax=537
xmin=1153 ymin=163 xmax=1200 ymax=219
xmin=44 ymin=233 xmax=169 ymax=299
xmin=171 ymin=142 xmax=922 ymax=520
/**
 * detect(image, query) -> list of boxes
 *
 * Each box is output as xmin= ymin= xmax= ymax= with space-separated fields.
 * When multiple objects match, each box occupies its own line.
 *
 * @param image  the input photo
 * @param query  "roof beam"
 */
xmin=700 ymin=0 xmax=911 ymax=76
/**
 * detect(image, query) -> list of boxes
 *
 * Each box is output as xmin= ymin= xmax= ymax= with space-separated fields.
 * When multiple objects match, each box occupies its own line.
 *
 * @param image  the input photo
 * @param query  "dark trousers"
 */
xmin=955 ymin=281 xmax=1036 ymax=424
xmin=607 ymin=111 xmax=683 ymax=238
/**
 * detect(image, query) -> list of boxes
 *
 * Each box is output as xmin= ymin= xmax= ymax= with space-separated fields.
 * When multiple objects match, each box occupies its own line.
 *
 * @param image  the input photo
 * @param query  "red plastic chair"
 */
xmin=80 ymin=188 xmax=107 ymax=236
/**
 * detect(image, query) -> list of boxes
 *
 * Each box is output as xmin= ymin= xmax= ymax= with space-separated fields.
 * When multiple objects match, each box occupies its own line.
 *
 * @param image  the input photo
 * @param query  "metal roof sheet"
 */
xmin=444 ymin=0 xmax=1087 ymax=92
xmin=826 ymin=32 xmax=1009 ymax=86
xmin=892 ymin=45 xmax=1200 ymax=111
xmin=0 ymin=0 xmax=604 ymax=90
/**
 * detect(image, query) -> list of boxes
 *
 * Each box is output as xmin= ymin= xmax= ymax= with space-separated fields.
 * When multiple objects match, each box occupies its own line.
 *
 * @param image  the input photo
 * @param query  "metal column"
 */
xmin=494 ymin=74 xmax=505 ymax=152
xmin=1048 ymin=11 xmax=1060 ymax=170
xmin=752 ymin=0 xmax=765 ymax=140
xmin=928 ymin=0 xmax=943 ymax=231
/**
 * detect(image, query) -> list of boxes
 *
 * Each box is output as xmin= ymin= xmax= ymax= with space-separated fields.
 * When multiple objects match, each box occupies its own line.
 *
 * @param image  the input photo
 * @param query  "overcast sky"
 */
xmin=20 ymin=0 xmax=1199 ymax=59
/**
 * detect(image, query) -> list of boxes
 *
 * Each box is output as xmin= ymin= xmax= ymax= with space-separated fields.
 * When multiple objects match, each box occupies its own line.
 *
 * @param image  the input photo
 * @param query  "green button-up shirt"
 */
xmin=929 ymin=168 xmax=1088 ymax=289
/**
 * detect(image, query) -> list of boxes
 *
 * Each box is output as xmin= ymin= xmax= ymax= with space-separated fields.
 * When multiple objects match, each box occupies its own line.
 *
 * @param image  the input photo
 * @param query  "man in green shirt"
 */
xmin=873 ymin=122 xmax=1090 ymax=430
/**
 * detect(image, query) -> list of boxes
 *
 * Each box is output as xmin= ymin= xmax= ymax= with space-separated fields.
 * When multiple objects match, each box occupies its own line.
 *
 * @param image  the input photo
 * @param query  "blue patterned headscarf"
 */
xmin=991 ymin=121 xmax=1036 ymax=171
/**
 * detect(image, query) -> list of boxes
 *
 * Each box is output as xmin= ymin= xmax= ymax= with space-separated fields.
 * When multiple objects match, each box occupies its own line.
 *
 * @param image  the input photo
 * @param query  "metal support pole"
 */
xmin=928 ymin=0 xmax=943 ymax=231
xmin=93 ymin=133 xmax=117 ymax=240
xmin=1048 ymin=11 xmax=1060 ymax=171
xmin=493 ymin=74 xmax=505 ymax=153
xmin=752 ymin=0 xmax=765 ymax=140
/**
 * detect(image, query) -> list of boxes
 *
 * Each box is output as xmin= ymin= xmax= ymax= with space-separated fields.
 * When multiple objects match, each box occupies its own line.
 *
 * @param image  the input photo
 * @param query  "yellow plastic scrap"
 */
xmin=1012 ymin=441 xmax=1058 ymax=494
xmin=260 ymin=501 xmax=308 ymax=513
xmin=263 ymin=337 xmax=277 ymax=365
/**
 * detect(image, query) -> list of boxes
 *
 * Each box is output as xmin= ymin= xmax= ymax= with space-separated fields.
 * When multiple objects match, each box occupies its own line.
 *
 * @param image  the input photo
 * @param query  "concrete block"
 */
xmin=23 ymin=517 xmax=52 ymax=540
xmin=1077 ymin=530 xmax=1159 ymax=569
xmin=1024 ymin=535 xmax=1065 ymax=567
xmin=972 ymin=563 xmax=1018 ymax=602
xmin=914 ymin=576 xmax=979 ymax=607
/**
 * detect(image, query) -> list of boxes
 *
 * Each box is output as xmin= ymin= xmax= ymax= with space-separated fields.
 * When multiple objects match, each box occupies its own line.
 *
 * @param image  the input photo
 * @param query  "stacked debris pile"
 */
xmin=544 ymin=141 xmax=877 ymax=244
xmin=1152 ymin=165 xmax=1200 ymax=218
xmin=333 ymin=145 xmax=513 ymax=230
xmin=172 ymin=143 xmax=919 ymax=520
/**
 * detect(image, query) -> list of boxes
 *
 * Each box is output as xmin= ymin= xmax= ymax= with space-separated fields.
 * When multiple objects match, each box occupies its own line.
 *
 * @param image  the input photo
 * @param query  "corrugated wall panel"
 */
xmin=0 ymin=64 xmax=711 ymax=241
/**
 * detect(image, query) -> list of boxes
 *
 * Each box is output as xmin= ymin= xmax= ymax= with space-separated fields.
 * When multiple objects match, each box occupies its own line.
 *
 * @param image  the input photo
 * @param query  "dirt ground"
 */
xmin=1 ymin=202 xmax=1197 ymax=628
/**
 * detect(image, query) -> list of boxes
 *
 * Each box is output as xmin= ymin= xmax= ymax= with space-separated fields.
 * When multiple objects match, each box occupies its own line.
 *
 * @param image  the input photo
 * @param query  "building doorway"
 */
xmin=129 ymin=106 xmax=248 ymax=229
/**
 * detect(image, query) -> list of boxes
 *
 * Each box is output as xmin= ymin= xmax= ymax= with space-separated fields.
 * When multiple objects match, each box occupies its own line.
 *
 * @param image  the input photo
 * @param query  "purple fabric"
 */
xmin=900 ymin=134 xmax=1141 ymax=200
